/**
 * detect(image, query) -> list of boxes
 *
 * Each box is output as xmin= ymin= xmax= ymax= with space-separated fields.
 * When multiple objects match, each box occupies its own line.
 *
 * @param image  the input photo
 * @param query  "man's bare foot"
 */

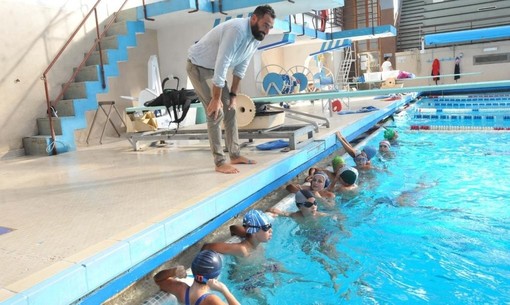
xmin=216 ymin=163 xmax=239 ymax=174
xmin=231 ymin=156 xmax=257 ymax=165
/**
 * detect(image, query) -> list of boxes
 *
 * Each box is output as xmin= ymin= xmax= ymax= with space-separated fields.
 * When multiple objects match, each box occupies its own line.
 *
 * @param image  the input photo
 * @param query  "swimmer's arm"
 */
xmin=201 ymin=242 xmax=248 ymax=257
xmin=266 ymin=207 xmax=291 ymax=217
xmin=336 ymin=131 xmax=356 ymax=158
xmin=317 ymin=197 xmax=335 ymax=210
xmin=326 ymin=176 xmax=338 ymax=192
xmin=305 ymin=167 xmax=318 ymax=182
xmin=229 ymin=224 xmax=247 ymax=238
xmin=154 ymin=265 xmax=187 ymax=282
xmin=285 ymin=183 xmax=301 ymax=193
xmin=153 ymin=266 xmax=188 ymax=298
xmin=207 ymin=279 xmax=240 ymax=305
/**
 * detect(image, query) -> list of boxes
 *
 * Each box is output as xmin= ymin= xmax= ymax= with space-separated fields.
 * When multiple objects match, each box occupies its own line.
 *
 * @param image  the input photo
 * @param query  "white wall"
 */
xmin=154 ymin=17 xmax=329 ymax=98
xmin=155 ymin=16 xmax=267 ymax=97
xmin=396 ymin=41 xmax=510 ymax=86
xmin=0 ymin=1 xmax=334 ymax=157
xmin=0 ymin=0 xmax=137 ymax=158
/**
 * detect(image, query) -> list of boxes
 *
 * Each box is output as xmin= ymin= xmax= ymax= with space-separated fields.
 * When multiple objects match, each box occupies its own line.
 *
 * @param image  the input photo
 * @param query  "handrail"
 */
xmin=142 ymin=0 xmax=155 ymax=21
xmin=41 ymin=0 xmax=131 ymax=155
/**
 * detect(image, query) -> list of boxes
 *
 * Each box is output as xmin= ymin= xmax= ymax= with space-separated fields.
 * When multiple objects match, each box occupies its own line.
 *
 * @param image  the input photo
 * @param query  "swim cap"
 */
xmin=313 ymin=171 xmax=330 ymax=188
xmin=295 ymin=189 xmax=314 ymax=206
xmin=243 ymin=210 xmax=271 ymax=234
xmin=379 ymin=140 xmax=391 ymax=149
xmin=331 ymin=156 xmax=345 ymax=171
xmin=191 ymin=250 xmax=222 ymax=284
xmin=337 ymin=166 xmax=358 ymax=186
xmin=384 ymin=128 xmax=396 ymax=141
xmin=362 ymin=146 xmax=377 ymax=160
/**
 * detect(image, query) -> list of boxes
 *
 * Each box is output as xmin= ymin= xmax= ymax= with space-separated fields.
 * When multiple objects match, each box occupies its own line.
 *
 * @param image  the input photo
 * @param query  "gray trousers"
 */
xmin=186 ymin=60 xmax=240 ymax=167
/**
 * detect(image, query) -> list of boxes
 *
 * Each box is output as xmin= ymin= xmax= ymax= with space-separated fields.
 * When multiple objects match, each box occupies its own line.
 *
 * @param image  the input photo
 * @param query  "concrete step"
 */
xmin=107 ymin=21 xmax=130 ymax=36
xmin=63 ymin=82 xmax=87 ymax=99
xmin=75 ymin=65 xmax=99 ymax=82
xmin=106 ymin=20 xmax=145 ymax=37
xmin=22 ymin=135 xmax=70 ymax=156
xmin=55 ymin=99 xmax=76 ymax=117
xmin=55 ymin=97 xmax=99 ymax=118
xmin=101 ymin=35 xmax=119 ymax=50
xmin=37 ymin=117 xmax=63 ymax=136
xmin=86 ymin=49 xmax=111 ymax=66
xmin=116 ymin=8 xmax=138 ymax=22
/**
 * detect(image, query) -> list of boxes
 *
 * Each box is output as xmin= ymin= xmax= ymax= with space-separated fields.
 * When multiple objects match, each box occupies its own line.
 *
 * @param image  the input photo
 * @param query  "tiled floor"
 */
xmin=0 ymin=97 xmax=404 ymax=304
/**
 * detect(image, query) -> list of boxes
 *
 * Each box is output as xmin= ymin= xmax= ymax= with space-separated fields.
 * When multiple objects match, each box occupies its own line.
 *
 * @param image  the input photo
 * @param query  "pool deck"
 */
xmin=0 ymin=96 xmax=410 ymax=305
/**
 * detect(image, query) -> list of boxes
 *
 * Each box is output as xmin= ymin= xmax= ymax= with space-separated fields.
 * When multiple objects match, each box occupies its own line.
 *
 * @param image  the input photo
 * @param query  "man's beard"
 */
xmin=251 ymin=24 xmax=265 ymax=41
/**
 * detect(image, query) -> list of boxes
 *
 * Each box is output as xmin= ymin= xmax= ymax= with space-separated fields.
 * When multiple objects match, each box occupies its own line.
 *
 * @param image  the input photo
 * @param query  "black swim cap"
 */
xmin=191 ymin=250 xmax=222 ymax=283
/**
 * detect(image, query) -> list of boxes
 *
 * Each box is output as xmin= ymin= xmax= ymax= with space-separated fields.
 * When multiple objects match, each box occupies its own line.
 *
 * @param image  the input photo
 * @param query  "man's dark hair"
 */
xmin=253 ymin=5 xmax=276 ymax=19
xmin=384 ymin=56 xmax=390 ymax=61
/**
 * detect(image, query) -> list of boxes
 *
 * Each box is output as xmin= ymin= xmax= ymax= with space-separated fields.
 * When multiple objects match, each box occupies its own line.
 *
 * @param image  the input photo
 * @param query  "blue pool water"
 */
xmin=412 ymin=94 xmax=510 ymax=128
xmin=219 ymin=106 xmax=510 ymax=304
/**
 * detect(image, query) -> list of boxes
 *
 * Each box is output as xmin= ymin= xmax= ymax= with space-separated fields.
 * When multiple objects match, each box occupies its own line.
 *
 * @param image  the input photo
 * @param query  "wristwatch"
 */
xmin=229 ymin=92 xmax=237 ymax=98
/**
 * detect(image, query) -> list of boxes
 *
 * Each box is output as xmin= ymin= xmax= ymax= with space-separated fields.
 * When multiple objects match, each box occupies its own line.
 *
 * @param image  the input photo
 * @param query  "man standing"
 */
xmin=381 ymin=56 xmax=392 ymax=72
xmin=186 ymin=5 xmax=275 ymax=174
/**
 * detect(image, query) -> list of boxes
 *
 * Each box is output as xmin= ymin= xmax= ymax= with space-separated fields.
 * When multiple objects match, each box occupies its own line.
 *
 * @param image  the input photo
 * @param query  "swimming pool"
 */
xmin=412 ymin=94 xmax=510 ymax=129
xmin=217 ymin=103 xmax=510 ymax=304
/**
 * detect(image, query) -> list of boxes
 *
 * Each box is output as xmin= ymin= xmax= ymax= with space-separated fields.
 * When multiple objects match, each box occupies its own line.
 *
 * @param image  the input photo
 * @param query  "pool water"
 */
xmin=219 ymin=110 xmax=510 ymax=304
xmin=412 ymin=95 xmax=510 ymax=128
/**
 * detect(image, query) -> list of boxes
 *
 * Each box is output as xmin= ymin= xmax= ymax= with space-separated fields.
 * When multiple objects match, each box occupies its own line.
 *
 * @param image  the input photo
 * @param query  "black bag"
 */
xmin=144 ymin=77 xmax=199 ymax=124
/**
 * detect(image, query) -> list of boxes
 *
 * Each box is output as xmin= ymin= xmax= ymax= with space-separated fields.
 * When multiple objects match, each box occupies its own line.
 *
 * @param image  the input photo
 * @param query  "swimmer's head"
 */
xmin=354 ymin=152 xmax=368 ymax=166
xmin=243 ymin=209 xmax=272 ymax=234
xmin=337 ymin=166 xmax=358 ymax=186
xmin=312 ymin=171 xmax=330 ymax=189
xmin=295 ymin=189 xmax=315 ymax=207
xmin=379 ymin=140 xmax=391 ymax=151
xmin=332 ymin=156 xmax=346 ymax=172
xmin=295 ymin=190 xmax=317 ymax=212
xmin=362 ymin=146 xmax=377 ymax=160
xmin=191 ymin=250 xmax=223 ymax=284
xmin=384 ymin=128 xmax=397 ymax=141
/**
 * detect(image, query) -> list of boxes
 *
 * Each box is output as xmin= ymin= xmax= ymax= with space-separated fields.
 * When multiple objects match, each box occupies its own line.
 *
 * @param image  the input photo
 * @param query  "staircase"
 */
xmin=396 ymin=0 xmax=426 ymax=51
xmin=335 ymin=45 xmax=355 ymax=89
xmin=22 ymin=9 xmax=145 ymax=156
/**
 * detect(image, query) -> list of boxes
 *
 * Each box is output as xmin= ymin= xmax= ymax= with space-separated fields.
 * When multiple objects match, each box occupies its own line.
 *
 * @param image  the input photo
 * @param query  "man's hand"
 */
xmin=228 ymin=95 xmax=237 ymax=111
xmin=207 ymin=98 xmax=222 ymax=120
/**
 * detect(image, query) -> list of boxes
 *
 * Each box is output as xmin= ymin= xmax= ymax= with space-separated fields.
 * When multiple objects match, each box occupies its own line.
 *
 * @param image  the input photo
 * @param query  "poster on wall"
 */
xmin=360 ymin=55 xmax=368 ymax=70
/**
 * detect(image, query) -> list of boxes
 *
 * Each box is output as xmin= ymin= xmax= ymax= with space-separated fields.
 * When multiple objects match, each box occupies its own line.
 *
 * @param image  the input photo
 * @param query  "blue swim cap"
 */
xmin=243 ymin=210 xmax=271 ymax=234
xmin=191 ymin=250 xmax=223 ymax=284
xmin=362 ymin=146 xmax=377 ymax=160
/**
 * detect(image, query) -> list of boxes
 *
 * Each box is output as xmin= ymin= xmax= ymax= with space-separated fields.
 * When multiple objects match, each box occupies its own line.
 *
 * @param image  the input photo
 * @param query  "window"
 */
xmin=473 ymin=53 xmax=510 ymax=65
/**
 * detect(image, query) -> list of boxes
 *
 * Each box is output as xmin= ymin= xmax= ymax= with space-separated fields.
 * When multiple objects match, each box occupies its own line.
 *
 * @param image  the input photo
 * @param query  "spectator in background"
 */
xmin=381 ymin=56 xmax=393 ymax=72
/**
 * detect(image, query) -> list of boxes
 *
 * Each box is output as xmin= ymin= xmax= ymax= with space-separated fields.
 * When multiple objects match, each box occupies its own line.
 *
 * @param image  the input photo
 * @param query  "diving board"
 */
xmin=424 ymin=25 xmax=510 ymax=46
xmin=251 ymin=80 xmax=510 ymax=103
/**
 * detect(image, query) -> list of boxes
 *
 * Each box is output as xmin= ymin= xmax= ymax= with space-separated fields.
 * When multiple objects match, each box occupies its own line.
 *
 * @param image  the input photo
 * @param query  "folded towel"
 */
xmin=256 ymin=140 xmax=289 ymax=150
